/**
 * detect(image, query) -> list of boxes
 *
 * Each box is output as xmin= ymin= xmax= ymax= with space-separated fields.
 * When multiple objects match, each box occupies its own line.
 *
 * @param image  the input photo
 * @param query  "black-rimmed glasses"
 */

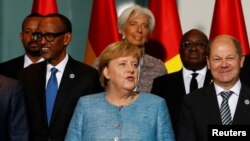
xmin=32 ymin=31 xmax=67 ymax=42
xmin=181 ymin=40 xmax=208 ymax=49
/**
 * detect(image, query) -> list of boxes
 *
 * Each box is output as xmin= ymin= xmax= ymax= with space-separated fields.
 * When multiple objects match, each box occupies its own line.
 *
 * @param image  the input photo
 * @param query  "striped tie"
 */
xmin=220 ymin=91 xmax=233 ymax=125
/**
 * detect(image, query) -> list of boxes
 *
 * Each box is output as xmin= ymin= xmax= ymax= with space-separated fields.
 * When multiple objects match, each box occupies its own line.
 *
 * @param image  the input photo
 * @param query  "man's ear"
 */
xmin=20 ymin=32 xmax=24 ymax=42
xmin=240 ymin=55 xmax=245 ymax=68
xmin=207 ymin=56 xmax=211 ymax=70
xmin=64 ymin=32 xmax=72 ymax=45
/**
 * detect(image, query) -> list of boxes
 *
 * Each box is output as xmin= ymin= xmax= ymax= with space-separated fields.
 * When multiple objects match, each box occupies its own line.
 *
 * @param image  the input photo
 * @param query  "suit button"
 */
xmin=47 ymin=137 xmax=52 ymax=141
xmin=114 ymin=122 xmax=120 ymax=128
xmin=114 ymin=137 xmax=119 ymax=141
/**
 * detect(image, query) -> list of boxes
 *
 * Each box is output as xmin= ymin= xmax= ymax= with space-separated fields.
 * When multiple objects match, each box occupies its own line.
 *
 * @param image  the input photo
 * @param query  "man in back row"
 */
xmin=0 ymin=14 xmax=44 ymax=79
xmin=151 ymin=29 xmax=212 ymax=133
xmin=19 ymin=13 xmax=103 ymax=141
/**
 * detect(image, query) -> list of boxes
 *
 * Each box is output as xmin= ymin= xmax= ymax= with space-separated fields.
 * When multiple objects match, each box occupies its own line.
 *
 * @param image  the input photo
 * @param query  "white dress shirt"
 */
xmin=46 ymin=54 xmax=68 ymax=88
xmin=24 ymin=54 xmax=44 ymax=68
xmin=182 ymin=66 xmax=207 ymax=94
xmin=214 ymin=80 xmax=241 ymax=120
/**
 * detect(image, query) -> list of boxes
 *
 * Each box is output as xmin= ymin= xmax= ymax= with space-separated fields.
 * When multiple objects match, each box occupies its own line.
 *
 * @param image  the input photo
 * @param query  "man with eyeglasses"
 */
xmin=151 ymin=29 xmax=212 ymax=134
xmin=0 ymin=14 xmax=44 ymax=79
xmin=18 ymin=13 xmax=103 ymax=141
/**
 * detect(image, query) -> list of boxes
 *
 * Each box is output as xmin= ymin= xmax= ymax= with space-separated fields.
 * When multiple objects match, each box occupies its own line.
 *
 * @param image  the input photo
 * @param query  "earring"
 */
xmin=122 ymin=34 xmax=126 ymax=40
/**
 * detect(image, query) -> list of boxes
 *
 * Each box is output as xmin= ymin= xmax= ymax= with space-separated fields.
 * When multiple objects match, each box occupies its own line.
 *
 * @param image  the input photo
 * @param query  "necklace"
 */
xmin=106 ymin=92 xmax=139 ymax=107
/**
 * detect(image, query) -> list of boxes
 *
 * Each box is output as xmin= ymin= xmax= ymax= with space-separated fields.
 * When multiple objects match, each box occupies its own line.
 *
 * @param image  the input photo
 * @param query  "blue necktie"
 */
xmin=46 ymin=68 xmax=58 ymax=125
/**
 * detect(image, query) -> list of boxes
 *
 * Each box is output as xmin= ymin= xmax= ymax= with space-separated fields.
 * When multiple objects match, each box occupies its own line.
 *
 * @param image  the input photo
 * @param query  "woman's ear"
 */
xmin=103 ymin=66 xmax=110 ymax=79
xmin=119 ymin=29 xmax=125 ymax=40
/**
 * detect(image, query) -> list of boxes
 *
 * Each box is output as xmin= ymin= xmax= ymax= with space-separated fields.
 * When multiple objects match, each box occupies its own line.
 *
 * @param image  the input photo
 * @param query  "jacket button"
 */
xmin=114 ymin=137 xmax=119 ymax=141
xmin=114 ymin=122 xmax=120 ymax=128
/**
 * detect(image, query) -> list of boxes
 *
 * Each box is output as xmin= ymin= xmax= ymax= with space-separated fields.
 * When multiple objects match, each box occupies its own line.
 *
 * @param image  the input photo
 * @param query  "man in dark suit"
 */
xmin=240 ymin=54 xmax=250 ymax=86
xmin=0 ymin=75 xmax=29 ymax=141
xmin=0 ymin=14 xmax=44 ymax=79
xmin=177 ymin=35 xmax=249 ymax=141
xmin=19 ymin=14 xmax=103 ymax=141
xmin=151 ymin=29 xmax=212 ymax=133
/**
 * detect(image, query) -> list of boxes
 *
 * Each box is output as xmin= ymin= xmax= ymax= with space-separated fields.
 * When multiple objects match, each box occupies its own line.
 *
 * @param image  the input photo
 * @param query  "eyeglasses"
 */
xmin=181 ymin=40 xmax=208 ymax=49
xmin=32 ymin=31 xmax=67 ymax=42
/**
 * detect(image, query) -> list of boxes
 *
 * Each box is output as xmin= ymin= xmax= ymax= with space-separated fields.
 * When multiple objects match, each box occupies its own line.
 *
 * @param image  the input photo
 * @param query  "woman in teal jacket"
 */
xmin=65 ymin=41 xmax=175 ymax=141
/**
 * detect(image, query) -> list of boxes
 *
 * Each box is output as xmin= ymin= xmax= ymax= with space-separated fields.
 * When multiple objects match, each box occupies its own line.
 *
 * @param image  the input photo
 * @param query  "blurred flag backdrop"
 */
xmin=148 ymin=0 xmax=182 ymax=73
xmin=84 ymin=0 xmax=120 ymax=65
xmin=84 ymin=0 xmax=250 ymax=71
xmin=31 ymin=0 xmax=58 ymax=15
xmin=210 ymin=0 xmax=250 ymax=55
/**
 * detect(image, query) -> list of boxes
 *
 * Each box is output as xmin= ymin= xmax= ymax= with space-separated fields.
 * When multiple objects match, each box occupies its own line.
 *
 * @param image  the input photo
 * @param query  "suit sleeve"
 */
xmin=88 ymin=70 xmax=104 ymax=94
xmin=157 ymin=99 xmax=175 ymax=141
xmin=65 ymin=98 xmax=85 ymax=141
xmin=9 ymin=82 xmax=29 ymax=141
xmin=151 ymin=77 xmax=163 ymax=97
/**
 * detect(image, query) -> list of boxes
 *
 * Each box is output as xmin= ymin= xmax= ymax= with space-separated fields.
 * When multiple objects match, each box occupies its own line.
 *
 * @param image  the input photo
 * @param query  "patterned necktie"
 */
xmin=220 ymin=91 xmax=233 ymax=125
xmin=190 ymin=73 xmax=198 ymax=92
xmin=46 ymin=67 xmax=58 ymax=125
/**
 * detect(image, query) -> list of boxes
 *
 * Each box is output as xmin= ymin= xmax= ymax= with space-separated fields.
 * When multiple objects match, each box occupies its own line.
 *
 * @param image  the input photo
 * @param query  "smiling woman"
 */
xmin=117 ymin=4 xmax=167 ymax=92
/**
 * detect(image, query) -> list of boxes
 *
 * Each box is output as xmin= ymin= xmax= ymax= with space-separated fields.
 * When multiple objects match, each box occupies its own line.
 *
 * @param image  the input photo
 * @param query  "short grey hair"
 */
xmin=118 ymin=5 xmax=155 ymax=34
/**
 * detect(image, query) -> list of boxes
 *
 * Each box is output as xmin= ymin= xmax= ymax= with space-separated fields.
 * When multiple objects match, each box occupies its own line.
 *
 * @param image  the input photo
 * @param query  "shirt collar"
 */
xmin=46 ymin=54 xmax=69 ymax=74
xmin=214 ymin=80 xmax=241 ymax=96
xmin=183 ymin=66 xmax=207 ymax=78
xmin=24 ymin=54 xmax=44 ymax=68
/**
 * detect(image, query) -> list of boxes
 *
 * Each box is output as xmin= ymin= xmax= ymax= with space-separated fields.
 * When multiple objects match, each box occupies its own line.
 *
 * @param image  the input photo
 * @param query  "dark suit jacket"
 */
xmin=0 ymin=55 xmax=24 ymax=79
xmin=0 ymin=75 xmax=29 ymax=141
xmin=240 ymin=54 xmax=250 ymax=87
xmin=18 ymin=56 xmax=104 ymax=141
xmin=177 ymin=83 xmax=250 ymax=141
xmin=151 ymin=69 xmax=212 ymax=134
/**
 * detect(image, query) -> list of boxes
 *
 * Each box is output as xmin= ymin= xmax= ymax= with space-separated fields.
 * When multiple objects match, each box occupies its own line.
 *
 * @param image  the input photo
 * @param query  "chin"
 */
xmin=41 ymin=54 xmax=51 ymax=60
xmin=124 ymin=86 xmax=136 ymax=91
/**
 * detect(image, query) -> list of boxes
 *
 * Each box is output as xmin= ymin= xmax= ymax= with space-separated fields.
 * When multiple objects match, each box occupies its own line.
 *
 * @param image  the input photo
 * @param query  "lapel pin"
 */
xmin=244 ymin=99 xmax=250 ymax=105
xmin=69 ymin=74 xmax=75 ymax=79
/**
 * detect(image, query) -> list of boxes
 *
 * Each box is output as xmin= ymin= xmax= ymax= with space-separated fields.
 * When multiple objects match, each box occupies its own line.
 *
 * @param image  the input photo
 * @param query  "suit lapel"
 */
xmin=19 ymin=55 xmax=25 ymax=69
xmin=203 ymin=84 xmax=222 ymax=124
xmin=31 ymin=62 xmax=48 ymax=127
xmin=36 ymin=62 xmax=47 ymax=105
xmin=233 ymin=84 xmax=250 ymax=124
xmin=204 ymin=70 xmax=213 ymax=85
xmin=49 ymin=58 xmax=76 ymax=126
xmin=176 ymin=70 xmax=186 ymax=95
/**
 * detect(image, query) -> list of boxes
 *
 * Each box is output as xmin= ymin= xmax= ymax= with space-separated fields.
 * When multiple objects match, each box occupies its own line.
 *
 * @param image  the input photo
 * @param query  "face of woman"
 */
xmin=104 ymin=56 xmax=139 ymax=92
xmin=123 ymin=12 xmax=150 ymax=47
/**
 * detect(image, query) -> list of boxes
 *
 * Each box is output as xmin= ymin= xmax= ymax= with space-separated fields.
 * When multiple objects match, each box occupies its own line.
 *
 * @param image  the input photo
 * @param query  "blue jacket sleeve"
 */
xmin=157 ymin=99 xmax=175 ymax=141
xmin=65 ymin=97 xmax=85 ymax=141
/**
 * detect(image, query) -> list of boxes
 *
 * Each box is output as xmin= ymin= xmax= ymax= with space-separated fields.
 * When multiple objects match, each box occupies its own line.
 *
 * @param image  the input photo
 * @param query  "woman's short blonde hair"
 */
xmin=98 ymin=41 xmax=141 ymax=88
xmin=118 ymin=5 xmax=155 ymax=34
